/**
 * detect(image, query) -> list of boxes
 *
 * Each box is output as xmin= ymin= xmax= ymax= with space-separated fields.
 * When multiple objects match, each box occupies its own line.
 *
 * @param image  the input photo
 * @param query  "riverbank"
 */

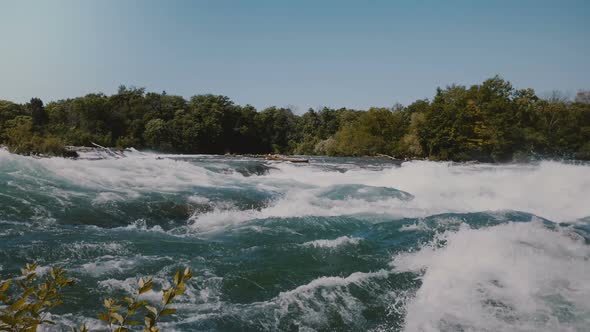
xmin=3 ymin=145 xmax=588 ymax=166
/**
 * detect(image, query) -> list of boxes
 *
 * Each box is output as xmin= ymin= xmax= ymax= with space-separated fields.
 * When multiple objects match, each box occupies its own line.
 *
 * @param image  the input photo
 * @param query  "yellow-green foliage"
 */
xmin=1 ymin=265 xmax=192 ymax=332
xmin=0 ymin=263 xmax=74 ymax=332
xmin=325 ymin=108 xmax=405 ymax=156
xmin=2 ymin=77 xmax=589 ymax=160
xmin=95 ymin=267 xmax=192 ymax=332
xmin=3 ymin=116 xmax=75 ymax=158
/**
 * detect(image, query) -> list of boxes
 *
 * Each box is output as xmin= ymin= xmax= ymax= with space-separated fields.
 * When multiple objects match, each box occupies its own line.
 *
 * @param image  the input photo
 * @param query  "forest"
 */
xmin=1 ymin=76 xmax=589 ymax=162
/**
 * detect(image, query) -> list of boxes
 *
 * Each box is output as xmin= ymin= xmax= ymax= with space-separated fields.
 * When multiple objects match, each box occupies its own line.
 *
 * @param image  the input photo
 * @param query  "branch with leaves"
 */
xmin=0 ymin=263 xmax=74 ymax=332
xmin=83 ymin=267 xmax=192 ymax=332
xmin=1 ymin=264 xmax=192 ymax=332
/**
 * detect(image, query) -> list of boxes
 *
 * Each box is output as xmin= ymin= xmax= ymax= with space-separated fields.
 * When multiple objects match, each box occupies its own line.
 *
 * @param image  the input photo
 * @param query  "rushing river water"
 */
xmin=1 ymin=149 xmax=589 ymax=331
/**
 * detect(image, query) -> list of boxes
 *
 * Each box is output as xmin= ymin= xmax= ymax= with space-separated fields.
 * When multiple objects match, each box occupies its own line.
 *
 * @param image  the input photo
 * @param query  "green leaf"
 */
xmin=110 ymin=312 xmax=124 ymax=324
xmin=110 ymin=304 xmax=123 ymax=312
xmin=174 ymin=270 xmax=182 ymax=286
xmin=183 ymin=267 xmax=192 ymax=280
xmin=146 ymin=305 xmax=158 ymax=316
xmin=159 ymin=308 xmax=176 ymax=317
xmin=0 ymin=280 xmax=9 ymax=292
xmin=9 ymin=296 xmax=27 ymax=310
xmin=139 ymin=279 xmax=153 ymax=295
xmin=139 ymin=284 xmax=152 ymax=295
xmin=98 ymin=313 xmax=110 ymax=322
xmin=162 ymin=289 xmax=175 ymax=305
xmin=0 ymin=314 xmax=17 ymax=326
xmin=25 ymin=323 xmax=39 ymax=332
xmin=130 ymin=302 xmax=144 ymax=311
xmin=15 ymin=308 xmax=28 ymax=318
xmin=144 ymin=314 xmax=155 ymax=328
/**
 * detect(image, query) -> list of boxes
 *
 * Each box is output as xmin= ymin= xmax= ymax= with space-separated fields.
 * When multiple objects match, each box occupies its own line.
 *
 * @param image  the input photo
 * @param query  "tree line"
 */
xmin=1 ymin=76 xmax=589 ymax=161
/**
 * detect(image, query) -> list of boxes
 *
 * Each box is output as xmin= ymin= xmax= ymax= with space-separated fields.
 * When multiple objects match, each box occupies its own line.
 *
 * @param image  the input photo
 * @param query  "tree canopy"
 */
xmin=1 ymin=77 xmax=589 ymax=161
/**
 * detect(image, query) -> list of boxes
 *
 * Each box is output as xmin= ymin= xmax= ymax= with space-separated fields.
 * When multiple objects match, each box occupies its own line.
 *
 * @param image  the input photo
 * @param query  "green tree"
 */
xmin=143 ymin=118 xmax=169 ymax=150
xmin=1 ymin=77 xmax=588 ymax=161
xmin=29 ymin=98 xmax=47 ymax=132
xmin=256 ymin=107 xmax=298 ymax=153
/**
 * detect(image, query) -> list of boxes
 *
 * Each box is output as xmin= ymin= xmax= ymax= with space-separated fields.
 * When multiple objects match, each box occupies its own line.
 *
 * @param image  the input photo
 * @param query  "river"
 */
xmin=1 ymin=149 xmax=589 ymax=331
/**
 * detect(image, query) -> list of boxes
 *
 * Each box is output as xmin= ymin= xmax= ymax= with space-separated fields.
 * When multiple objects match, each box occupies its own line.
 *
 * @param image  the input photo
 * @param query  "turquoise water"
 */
xmin=1 ymin=149 xmax=589 ymax=331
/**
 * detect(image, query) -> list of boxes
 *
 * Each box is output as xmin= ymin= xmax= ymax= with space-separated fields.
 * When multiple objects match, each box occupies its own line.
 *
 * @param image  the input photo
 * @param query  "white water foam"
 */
xmin=175 ymin=269 xmax=394 ymax=330
xmin=302 ymin=236 xmax=362 ymax=249
xmin=2 ymin=150 xmax=589 ymax=232
xmin=265 ymin=160 xmax=590 ymax=222
xmin=79 ymin=255 xmax=144 ymax=277
xmin=186 ymin=159 xmax=590 ymax=233
xmin=0 ymin=149 xmax=234 ymax=197
xmin=251 ymin=269 xmax=394 ymax=329
xmin=391 ymin=221 xmax=590 ymax=332
xmin=59 ymin=241 xmax=129 ymax=259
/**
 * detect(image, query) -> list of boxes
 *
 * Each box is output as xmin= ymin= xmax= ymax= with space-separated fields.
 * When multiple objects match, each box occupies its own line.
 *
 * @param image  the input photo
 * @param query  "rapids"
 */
xmin=0 ymin=149 xmax=589 ymax=331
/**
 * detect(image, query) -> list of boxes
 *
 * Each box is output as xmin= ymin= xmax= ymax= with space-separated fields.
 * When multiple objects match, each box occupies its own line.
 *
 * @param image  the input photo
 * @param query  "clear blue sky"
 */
xmin=0 ymin=0 xmax=588 ymax=112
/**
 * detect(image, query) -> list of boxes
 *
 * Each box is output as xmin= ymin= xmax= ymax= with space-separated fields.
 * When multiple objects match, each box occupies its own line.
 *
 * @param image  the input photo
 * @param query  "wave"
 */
xmin=265 ymin=160 xmax=590 ymax=223
xmin=172 ymin=269 xmax=397 ymax=331
xmin=392 ymin=221 xmax=590 ymax=332
xmin=3 ymin=150 xmax=590 ymax=228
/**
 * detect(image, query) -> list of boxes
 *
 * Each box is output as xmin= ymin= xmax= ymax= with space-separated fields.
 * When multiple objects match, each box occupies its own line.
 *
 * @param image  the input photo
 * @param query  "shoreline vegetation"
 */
xmin=1 ymin=76 xmax=589 ymax=162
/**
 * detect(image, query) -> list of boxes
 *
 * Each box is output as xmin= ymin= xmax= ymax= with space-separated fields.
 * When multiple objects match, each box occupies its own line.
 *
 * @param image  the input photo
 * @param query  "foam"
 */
xmin=251 ymin=269 xmax=393 ymax=329
xmin=3 ymin=151 xmax=589 ymax=230
xmin=175 ymin=269 xmax=394 ymax=330
xmin=302 ymin=236 xmax=362 ymax=249
xmin=188 ymin=195 xmax=211 ymax=204
xmin=60 ymin=241 xmax=129 ymax=259
xmin=392 ymin=221 xmax=590 ymax=332
xmin=79 ymin=255 xmax=142 ymax=277
xmin=278 ymin=269 xmax=390 ymax=297
xmin=0 ymin=149 xmax=229 ymax=196
xmin=264 ymin=160 xmax=590 ymax=223
xmin=188 ymin=159 xmax=590 ymax=233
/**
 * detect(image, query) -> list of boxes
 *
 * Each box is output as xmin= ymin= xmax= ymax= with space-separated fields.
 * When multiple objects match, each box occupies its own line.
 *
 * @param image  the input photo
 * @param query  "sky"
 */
xmin=0 ymin=0 xmax=588 ymax=113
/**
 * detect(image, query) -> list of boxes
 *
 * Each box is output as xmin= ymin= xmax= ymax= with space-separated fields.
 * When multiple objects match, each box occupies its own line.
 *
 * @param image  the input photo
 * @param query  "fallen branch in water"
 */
xmin=90 ymin=142 xmax=126 ymax=158
xmin=242 ymin=154 xmax=309 ymax=163
xmin=265 ymin=154 xmax=309 ymax=163
xmin=375 ymin=153 xmax=397 ymax=160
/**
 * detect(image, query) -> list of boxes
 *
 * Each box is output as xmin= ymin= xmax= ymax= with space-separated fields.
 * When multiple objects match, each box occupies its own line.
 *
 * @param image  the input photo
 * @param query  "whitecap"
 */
xmin=392 ymin=221 xmax=590 ymax=332
xmin=302 ymin=236 xmax=362 ymax=249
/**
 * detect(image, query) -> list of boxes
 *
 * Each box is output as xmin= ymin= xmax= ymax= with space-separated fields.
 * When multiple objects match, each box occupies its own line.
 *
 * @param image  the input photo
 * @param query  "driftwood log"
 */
xmin=244 ymin=154 xmax=309 ymax=163
xmin=90 ymin=142 xmax=126 ymax=158
xmin=265 ymin=154 xmax=309 ymax=163
xmin=375 ymin=153 xmax=397 ymax=160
